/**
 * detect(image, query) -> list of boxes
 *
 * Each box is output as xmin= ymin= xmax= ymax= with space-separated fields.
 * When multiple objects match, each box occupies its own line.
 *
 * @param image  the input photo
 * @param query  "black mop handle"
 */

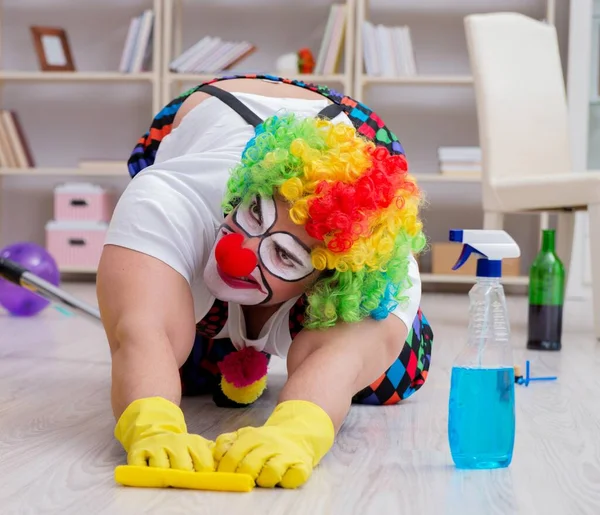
xmin=0 ymin=257 xmax=102 ymax=324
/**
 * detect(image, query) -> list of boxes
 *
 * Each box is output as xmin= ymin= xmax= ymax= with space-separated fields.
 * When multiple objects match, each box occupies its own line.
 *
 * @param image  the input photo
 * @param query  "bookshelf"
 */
xmin=0 ymin=0 xmax=570 ymax=288
xmin=0 ymin=0 xmax=162 ymax=269
xmin=352 ymin=0 xmax=561 ymax=286
xmin=0 ymin=0 xmax=162 ymax=176
xmin=161 ymin=0 xmax=356 ymax=104
xmin=0 ymin=1 xmax=162 ymax=113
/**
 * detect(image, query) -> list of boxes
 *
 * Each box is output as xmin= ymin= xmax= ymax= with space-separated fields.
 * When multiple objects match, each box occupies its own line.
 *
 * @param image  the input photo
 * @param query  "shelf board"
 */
xmin=0 ymin=167 xmax=127 ymax=177
xmin=1 ymin=170 xmax=480 ymax=182
xmin=167 ymin=72 xmax=347 ymax=84
xmin=361 ymin=75 xmax=473 ymax=86
xmin=0 ymin=71 xmax=155 ymax=82
xmin=59 ymin=266 xmax=99 ymax=274
xmin=422 ymin=273 xmax=529 ymax=286
xmin=56 ymin=270 xmax=529 ymax=282
xmin=413 ymin=173 xmax=481 ymax=183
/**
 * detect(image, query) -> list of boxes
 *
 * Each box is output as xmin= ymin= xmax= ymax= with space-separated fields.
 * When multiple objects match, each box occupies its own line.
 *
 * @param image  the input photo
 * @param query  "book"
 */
xmin=119 ymin=9 xmax=154 ymax=73
xmin=362 ymin=21 xmax=416 ymax=77
xmin=437 ymin=146 xmax=481 ymax=176
xmin=170 ymin=36 xmax=255 ymax=74
xmin=0 ymin=115 xmax=17 ymax=167
xmin=119 ymin=16 xmax=141 ymax=73
xmin=313 ymin=4 xmax=347 ymax=75
xmin=130 ymin=10 xmax=154 ymax=73
xmin=0 ymin=111 xmax=34 ymax=169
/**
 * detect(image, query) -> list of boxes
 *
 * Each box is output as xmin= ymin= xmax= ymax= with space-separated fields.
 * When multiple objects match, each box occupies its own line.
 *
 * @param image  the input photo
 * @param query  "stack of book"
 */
xmin=313 ymin=3 xmax=347 ymax=75
xmin=438 ymin=146 xmax=482 ymax=177
xmin=169 ymin=37 xmax=255 ymax=74
xmin=362 ymin=21 xmax=416 ymax=77
xmin=0 ymin=111 xmax=34 ymax=169
xmin=119 ymin=9 xmax=154 ymax=73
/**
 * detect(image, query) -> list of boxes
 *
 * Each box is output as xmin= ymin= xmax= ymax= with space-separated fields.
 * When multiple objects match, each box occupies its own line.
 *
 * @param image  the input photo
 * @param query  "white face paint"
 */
xmin=234 ymin=195 xmax=277 ymax=237
xmin=203 ymin=227 xmax=271 ymax=305
xmin=259 ymin=232 xmax=314 ymax=282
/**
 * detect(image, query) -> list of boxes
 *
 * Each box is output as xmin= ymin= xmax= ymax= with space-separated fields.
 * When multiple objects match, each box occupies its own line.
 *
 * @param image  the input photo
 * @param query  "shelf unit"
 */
xmin=0 ymin=0 xmax=162 ymax=114
xmin=0 ymin=0 xmax=163 ymax=177
xmin=161 ymin=0 xmax=356 ymax=104
xmin=0 ymin=0 xmax=565 ymax=288
xmin=0 ymin=0 xmax=163 ymax=272
xmin=351 ymin=0 xmax=559 ymax=286
xmin=354 ymin=0 xmax=557 ymax=98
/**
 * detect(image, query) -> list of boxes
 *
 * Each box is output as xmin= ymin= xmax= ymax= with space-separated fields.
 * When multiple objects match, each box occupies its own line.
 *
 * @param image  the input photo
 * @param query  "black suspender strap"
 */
xmin=197 ymin=84 xmax=344 ymax=126
xmin=197 ymin=84 xmax=264 ymax=127
xmin=317 ymin=103 xmax=345 ymax=120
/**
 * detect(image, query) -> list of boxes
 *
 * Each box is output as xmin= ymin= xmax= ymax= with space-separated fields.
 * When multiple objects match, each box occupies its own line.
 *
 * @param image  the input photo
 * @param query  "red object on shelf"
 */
xmin=298 ymin=48 xmax=315 ymax=74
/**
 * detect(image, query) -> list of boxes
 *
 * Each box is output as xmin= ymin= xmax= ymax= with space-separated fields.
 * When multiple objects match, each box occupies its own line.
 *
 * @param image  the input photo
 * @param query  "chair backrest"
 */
xmin=464 ymin=12 xmax=572 ymax=183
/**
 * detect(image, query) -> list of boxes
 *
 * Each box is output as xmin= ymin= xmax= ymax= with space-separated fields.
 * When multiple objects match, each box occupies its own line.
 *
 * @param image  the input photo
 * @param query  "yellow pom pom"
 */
xmin=220 ymin=375 xmax=267 ymax=405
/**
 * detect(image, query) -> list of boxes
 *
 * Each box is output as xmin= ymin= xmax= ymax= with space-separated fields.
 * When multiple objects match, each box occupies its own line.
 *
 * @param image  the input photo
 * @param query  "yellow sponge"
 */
xmin=114 ymin=465 xmax=255 ymax=492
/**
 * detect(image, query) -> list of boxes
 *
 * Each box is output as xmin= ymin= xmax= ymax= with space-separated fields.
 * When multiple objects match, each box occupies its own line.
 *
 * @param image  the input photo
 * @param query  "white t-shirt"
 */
xmin=105 ymin=91 xmax=422 ymax=358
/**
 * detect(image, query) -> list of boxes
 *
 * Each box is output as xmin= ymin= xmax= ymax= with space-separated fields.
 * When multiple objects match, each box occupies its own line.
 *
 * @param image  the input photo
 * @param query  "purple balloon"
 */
xmin=0 ymin=242 xmax=60 ymax=317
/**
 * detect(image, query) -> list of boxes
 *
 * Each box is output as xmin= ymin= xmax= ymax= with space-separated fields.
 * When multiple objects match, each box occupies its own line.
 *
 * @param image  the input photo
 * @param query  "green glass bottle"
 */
xmin=527 ymin=229 xmax=565 ymax=351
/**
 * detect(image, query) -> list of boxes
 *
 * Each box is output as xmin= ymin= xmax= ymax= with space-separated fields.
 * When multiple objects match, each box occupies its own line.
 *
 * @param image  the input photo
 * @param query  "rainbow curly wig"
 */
xmin=223 ymin=112 xmax=425 ymax=329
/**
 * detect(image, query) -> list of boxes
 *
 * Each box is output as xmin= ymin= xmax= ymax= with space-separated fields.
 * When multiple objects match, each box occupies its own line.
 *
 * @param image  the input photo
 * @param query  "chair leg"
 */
xmin=483 ymin=211 xmax=504 ymax=230
xmin=587 ymin=203 xmax=600 ymax=340
xmin=555 ymin=210 xmax=575 ymax=289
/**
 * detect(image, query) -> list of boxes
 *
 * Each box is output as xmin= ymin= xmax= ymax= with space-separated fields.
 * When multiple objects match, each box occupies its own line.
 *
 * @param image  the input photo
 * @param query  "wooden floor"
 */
xmin=1 ymin=283 xmax=599 ymax=515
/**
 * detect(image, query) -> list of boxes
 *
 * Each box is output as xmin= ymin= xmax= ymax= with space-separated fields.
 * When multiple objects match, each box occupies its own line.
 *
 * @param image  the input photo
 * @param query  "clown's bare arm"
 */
xmin=282 ymin=315 xmax=408 ymax=432
xmin=97 ymin=244 xmax=195 ymax=419
xmin=97 ymin=245 xmax=216 ymax=472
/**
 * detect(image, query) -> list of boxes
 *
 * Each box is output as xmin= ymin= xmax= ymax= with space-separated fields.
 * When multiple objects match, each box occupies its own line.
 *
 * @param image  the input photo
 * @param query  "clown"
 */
xmin=98 ymin=76 xmax=433 ymax=489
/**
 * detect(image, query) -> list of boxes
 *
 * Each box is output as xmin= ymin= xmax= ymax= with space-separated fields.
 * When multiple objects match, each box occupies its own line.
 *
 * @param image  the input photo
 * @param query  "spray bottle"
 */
xmin=447 ymin=229 xmax=520 ymax=469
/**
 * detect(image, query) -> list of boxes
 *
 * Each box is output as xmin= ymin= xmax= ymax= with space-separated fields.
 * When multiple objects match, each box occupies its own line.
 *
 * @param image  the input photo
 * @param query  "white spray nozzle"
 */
xmin=449 ymin=229 xmax=521 ymax=278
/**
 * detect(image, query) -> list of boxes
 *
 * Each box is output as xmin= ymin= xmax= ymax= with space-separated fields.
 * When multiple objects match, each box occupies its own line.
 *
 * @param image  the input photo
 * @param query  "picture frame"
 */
xmin=30 ymin=26 xmax=75 ymax=72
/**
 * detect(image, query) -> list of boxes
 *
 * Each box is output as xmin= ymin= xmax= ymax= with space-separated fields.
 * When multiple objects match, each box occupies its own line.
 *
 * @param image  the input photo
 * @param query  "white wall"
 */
xmin=0 ymin=0 xmax=572 ymax=275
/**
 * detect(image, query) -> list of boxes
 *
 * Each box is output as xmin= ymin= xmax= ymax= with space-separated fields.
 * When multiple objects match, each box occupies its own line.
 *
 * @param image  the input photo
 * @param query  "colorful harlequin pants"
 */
xmin=180 ymin=308 xmax=433 ymax=407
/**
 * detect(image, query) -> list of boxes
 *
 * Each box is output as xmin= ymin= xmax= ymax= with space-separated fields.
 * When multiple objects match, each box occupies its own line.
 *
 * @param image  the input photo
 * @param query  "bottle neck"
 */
xmin=476 ymin=259 xmax=502 ymax=279
xmin=542 ymin=230 xmax=555 ymax=252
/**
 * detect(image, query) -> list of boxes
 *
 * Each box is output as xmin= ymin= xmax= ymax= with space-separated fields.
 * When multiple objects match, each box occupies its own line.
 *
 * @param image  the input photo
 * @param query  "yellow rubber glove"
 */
xmin=114 ymin=396 xmax=215 ymax=472
xmin=213 ymin=400 xmax=335 ymax=488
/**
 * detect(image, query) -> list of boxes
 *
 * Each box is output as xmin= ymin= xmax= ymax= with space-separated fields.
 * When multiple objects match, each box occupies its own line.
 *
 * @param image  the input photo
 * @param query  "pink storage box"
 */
xmin=46 ymin=221 xmax=108 ymax=270
xmin=54 ymin=182 xmax=113 ymax=222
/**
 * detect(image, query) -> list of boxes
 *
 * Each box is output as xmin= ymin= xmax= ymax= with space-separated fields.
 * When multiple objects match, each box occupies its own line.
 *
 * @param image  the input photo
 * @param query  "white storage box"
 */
xmin=46 ymin=220 xmax=108 ymax=270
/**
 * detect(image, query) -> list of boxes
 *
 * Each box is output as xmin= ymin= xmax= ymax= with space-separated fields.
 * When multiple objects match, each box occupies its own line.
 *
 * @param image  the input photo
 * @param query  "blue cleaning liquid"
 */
xmin=448 ymin=366 xmax=516 ymax=469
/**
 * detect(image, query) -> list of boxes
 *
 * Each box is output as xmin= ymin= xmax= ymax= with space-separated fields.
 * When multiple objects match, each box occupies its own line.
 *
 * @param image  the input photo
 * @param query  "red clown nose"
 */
xmin=215 ymin=233 xmax=258 ymax=278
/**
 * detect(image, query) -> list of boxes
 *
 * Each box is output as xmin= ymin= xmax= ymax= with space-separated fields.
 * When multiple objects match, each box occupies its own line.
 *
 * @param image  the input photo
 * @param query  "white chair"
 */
xmin=464 ymin=12 xmax=600 ymax=339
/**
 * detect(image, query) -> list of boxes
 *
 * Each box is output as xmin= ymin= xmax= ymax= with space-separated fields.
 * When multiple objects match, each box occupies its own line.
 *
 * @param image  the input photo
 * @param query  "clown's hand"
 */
xmin=115 ymin=397 xmax=215 ymax=472
xmin=214 ymin=400 xmax=335 ymax=488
